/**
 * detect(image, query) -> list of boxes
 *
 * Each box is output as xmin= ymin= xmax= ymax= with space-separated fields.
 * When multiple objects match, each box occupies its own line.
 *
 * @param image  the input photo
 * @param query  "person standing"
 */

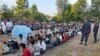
xmin=6 ymin=19 xmax=13 ymax=37
xmin=80 ymin=19 xmax=91 ymax=46
xmin=93 ymin=20 xmax=99 ymax=43
xmin=1 ymin=20 xmax=6 ymax=34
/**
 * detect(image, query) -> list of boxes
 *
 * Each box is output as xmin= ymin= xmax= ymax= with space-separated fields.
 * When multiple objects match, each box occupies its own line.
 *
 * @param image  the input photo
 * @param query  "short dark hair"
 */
xmin=20 ymin=43 xmax=26 ymax=48
xmin=19 ymin=34 xmax=23 ymax=37
xmin=86 ymin=19 xmax=89 ymax=21
xmin=19 ymin=34 xmax=23 ymax=39
xmin=3 ymin=42 xmax=7 ymax=44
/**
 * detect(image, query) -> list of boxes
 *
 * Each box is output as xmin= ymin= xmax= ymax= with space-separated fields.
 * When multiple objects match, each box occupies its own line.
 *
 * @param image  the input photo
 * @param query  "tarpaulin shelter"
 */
xmin=11 ymin=25 xmax=32 ymax=39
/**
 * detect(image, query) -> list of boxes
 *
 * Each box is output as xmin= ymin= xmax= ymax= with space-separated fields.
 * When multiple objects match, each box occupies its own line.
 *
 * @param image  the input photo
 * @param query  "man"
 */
xmin=93 ymin=20 xmax=99 ymax=43
xmin=20 ymin=43 xmax=32 ymax=56
xmin=1 ymin=20 xmax=6 ymax=34
xmin=6 ymin=19 xmax=13 ymax=37
xmin=80 ymin=19 xmax=91 ymax=46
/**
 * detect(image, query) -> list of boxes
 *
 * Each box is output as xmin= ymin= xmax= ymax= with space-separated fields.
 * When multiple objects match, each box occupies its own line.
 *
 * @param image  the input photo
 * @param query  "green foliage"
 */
xmin=35 ymin=12 xmax=48 ymax=22
xmin=56 ymin=0 xmax=68 ymax=21
xmin=51 ymin=14 xmax=62 ymax=22
xmin=0 ymin=0 xmax=48 ymax=22
xmin=91 ymin=0 xmax=100 ymax=17
xmin=1 ymin=0 xmax=100 ymax=22
xmin=23 ymin=9 xmax=31 ymax=19
xmin=0 ymin=4 xmax=14 ymax=18
xmin=15 ymin=0 xmax=25 ymax=18
xmin=29 ymin=5 xmax=38 ymax=19
xmin=54 ymin=0 xmax=87 ymax=22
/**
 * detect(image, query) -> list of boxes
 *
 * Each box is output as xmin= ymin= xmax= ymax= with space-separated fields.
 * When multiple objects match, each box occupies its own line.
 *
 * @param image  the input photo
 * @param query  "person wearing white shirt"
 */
xmin=6 ymin=20 xmax=13 ymax=37
xmin=38 ymin=40 xmax=46 ymax=54
xmin=1 ymin=21 xmax=6 ymax=34
xmin=57 ymin=33 xmax=62 ymax=43
xmin=34 ymin=40 xmax=41 ymax=56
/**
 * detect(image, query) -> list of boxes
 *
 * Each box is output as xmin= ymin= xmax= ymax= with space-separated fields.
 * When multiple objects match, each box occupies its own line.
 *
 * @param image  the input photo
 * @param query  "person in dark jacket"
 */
xmin=80 ymin=19 xmax=91 ymax=46
xmin=93 ymin=21 xmax=99 ymax=43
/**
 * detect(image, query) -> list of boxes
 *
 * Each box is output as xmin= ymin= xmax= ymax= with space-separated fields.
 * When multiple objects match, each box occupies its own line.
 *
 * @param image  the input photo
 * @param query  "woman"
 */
xmin=28 ymin=40 xmax=35 ymax=56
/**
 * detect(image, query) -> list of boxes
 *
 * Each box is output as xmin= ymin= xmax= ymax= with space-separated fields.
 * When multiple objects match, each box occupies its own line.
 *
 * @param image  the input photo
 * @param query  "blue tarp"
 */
xmin=11 ymin=25 xmax=32 ymax=39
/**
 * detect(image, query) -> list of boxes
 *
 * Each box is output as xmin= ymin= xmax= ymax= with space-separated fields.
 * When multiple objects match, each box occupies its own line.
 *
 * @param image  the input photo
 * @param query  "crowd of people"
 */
xmin=0 ymin=18 xmax=82 ymax=56
xmin=1 ymin=18 xmax=100 ymax=56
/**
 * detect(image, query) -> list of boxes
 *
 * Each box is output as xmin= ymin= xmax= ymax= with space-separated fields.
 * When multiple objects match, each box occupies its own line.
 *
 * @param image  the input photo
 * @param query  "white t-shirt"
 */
xmin=58 ymin=35 xmax=62 ymax=42
xmin=38 ymin=41 xmax=46 ymax=50
xmin=21 ymin=38 xmax=28 ymax=45
xmin=1 ymin=22 xmax=6 ymax=32
xmin=34 ymin=43 xmax=40 ymax=56
xmin=6 ymin=22 xmax=13 ymax=28
xmin=46 ymin=29 xmax=52 ymax=34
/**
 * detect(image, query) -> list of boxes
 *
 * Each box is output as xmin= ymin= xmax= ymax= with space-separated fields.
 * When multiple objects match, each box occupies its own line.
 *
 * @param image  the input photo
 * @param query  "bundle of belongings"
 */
xmin=2 ymin=39 xmax=19 ymax=55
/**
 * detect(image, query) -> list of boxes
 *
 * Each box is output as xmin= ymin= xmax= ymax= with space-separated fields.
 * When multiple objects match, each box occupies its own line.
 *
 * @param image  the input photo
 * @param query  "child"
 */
xmin=2 ymin=42 xmax=10 ymax=54
xmin=20 ymin=43 xmax=32 ymax=56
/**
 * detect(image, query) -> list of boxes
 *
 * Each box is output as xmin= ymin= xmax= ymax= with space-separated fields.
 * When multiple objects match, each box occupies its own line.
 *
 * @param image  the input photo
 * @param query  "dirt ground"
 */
xmin=0 ymin=24 xmax=100 ymax=56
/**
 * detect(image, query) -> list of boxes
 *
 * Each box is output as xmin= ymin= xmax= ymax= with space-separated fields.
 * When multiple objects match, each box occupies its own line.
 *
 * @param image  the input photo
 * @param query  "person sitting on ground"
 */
xmin=28 ymin=39 xmax=35 ymax=56
xmin=19 ymin=34 xmax=23 ymax=43
xmin=20 ymin=43 xmax=32 ymax=56
xmin=2 ymin=42 xmax=10 ymax=54
xmin=0 ymin=24 xmax=2 ymax=34
xmin=62 ymin=32 xmax=68 ymax=43
xmin=53 ymin=32 xmax=61 ymax=46
xmin=45 ymin=34 xmax=53 ymax=49
xmin=34 ymin=39 xmax=41 ymax=56
xmin=57 ymin=33 xmax=62 ymax=43
xmin=19 ymin=34 xmax=27 ymax=45
xmin=38 ymin=37 xmax=46 ymax=54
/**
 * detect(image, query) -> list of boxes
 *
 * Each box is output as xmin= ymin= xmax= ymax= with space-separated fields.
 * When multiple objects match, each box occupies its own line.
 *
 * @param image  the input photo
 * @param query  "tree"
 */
xmin=35 ymin=12 xmax=49 ymax=22
xmin=23 ymin=9 xmax=31 ymax=19
xmin=0 ymin=4 xmax=13 ymax=18
xmin=52 ymin=13 xmax=62 ymax=22
xmin=15 ymin=0 xmax=29 ymax=19
xmin=64 ymin=4 xmax=72 ymax=22
xmin=29 ymin=4 xmax=38 ymax=19
xmin=56 ymin=0 xmax=68 ymax=22
xmin=91 ymin=0 xmax=100 ymax=17
xmin=71 ymin=0 xmax=87 ymax=21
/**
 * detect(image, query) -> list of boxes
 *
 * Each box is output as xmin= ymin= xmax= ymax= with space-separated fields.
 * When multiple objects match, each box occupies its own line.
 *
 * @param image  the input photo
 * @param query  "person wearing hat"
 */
xmin=80 ymin=19 xmax=91 ymax=46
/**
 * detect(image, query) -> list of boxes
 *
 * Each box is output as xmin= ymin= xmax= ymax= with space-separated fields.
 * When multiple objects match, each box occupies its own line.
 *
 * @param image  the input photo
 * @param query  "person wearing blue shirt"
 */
xmin=93 ymin=20 xmax=99 ymax=43
xmin=80 ymin=19 xmax=91 ymax=46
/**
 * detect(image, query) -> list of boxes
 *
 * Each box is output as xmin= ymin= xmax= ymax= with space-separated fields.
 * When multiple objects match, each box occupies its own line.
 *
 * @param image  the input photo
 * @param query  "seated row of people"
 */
xmin=19 ymin=31 xmax=70 ymax=56
xmin=2 ymin=27 xmax=79 ymax=56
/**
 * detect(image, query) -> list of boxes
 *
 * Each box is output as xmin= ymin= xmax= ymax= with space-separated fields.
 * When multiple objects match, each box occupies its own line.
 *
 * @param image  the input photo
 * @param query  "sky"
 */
xmin=0 ymin=0 xmax=91 ymax=16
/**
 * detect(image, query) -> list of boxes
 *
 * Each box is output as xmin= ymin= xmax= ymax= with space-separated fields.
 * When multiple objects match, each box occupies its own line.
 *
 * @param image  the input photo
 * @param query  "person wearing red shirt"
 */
xmin=20 ymin=43 xmax=32 ymax=56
